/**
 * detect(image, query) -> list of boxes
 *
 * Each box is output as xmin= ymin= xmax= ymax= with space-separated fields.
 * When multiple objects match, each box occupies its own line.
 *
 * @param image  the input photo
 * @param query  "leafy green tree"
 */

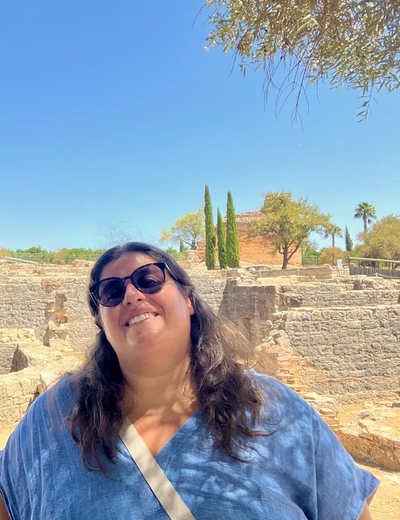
xmin=55 ymin=248 xmax=104 ymax=264
xmin=319 ymin=247 xmax=346 ymax=266
xmin=9 ymin=247 xmax=105 ymax=264
xmin=345 ymin=226 xmax=354 ymax=252
xmin=53 ymin=249 xmax=67 ymax=265
xmin=253 ymin=191 xmax=331 ymax=269
xmin=204 ymin=0 xmax=400 ymax=120
xmin=354 ymin=202 xmax=377 ymax=232
xmin=225 ymin=191 xmax=240 ymax=268
xmin=360 ymin=215 xmax=400 ymax=260
xmin=204 ymin=186 xmax=216 ymax=270
xmin=217 ymin=208 xmax=227 ymax=269
xmin=164 ymin=247 xmax=185 ymax=261
xmin=301 ymin=239 xmax=321 ymax=266
xmin=159 ymin=207 xmax=205 ymax=250
xmin=324 ymin=224 xmax=343 ymax=248
xmin=11 ymin=246 xmax=53 ymax=263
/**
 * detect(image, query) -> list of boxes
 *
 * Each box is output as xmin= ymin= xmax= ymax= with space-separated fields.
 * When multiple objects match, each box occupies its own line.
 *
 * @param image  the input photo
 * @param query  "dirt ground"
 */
xmin=336 ymin=402 xmax=400 ymax=520
xmin=357 ymin=463 xmax=400 ymax=520
xmin=1 ymin=418 xmax=399 ymax=520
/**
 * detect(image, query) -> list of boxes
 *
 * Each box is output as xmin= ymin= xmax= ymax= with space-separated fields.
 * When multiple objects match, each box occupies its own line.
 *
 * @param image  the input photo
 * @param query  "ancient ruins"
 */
xmin=0 ymin=259 xmax=399 ymax=470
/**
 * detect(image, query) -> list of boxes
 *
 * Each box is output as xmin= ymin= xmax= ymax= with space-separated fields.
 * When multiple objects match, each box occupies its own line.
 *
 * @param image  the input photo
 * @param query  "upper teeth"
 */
xmin=128 ymin=313 xmax=155 ymax=326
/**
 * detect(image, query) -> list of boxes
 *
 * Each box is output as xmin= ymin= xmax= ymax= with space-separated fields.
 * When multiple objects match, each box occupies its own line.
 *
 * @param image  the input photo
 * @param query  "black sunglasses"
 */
xmin=90 ymin=262 xmax=177 ymax=307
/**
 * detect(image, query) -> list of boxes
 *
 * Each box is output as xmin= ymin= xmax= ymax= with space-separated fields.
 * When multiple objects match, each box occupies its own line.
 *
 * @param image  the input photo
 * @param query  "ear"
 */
xmin=94 ymin=313 xmax=103 ymax=330
xmin=186 ymin=292 xmax=195 ymax=316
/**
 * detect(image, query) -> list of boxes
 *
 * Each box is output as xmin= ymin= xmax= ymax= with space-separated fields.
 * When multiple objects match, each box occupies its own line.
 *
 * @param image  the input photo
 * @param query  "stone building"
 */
xmin=197 ymin=211 xmax=302 ymax=267
xmin=234 ymin=211 xmax=302 ymax=266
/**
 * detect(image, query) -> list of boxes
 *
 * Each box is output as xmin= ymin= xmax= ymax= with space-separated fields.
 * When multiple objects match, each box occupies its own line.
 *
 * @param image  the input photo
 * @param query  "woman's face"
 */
xmin=97 ymin=252 xmax=194 ymax=378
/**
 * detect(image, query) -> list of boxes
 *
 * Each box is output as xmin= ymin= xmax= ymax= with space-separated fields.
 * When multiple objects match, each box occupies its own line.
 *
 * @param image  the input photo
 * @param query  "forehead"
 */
xmin=100 ymin=252 xmax=157 ymax=280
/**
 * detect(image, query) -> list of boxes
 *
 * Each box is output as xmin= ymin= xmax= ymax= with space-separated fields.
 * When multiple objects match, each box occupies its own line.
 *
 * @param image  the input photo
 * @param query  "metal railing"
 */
xmin=348 ymin=256 xmax=400 ymax=279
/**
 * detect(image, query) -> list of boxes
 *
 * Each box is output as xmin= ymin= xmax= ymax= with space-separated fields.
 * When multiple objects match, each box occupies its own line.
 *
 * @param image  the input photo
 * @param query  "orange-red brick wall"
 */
xmin=197 ymin=211 xmax=302 ymax=267
xmin=236 ymin=222 xmax=302 ymax=266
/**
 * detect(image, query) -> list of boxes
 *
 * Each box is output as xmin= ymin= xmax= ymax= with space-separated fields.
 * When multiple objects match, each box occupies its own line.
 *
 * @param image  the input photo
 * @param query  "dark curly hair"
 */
xmin=69 ymin=242 xmax=264 ymax=470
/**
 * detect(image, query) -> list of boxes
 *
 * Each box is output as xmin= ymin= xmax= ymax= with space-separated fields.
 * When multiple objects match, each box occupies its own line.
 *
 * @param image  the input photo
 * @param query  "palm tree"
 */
xmin=324 ymin=224 xmax=342 ymax=248
xmin=354 ymin=202 xmax=377 ymax=231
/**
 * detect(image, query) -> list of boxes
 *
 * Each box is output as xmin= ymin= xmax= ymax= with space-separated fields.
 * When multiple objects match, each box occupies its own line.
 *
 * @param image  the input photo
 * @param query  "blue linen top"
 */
xmin=0 ymin=373 xmax=378 ymax=520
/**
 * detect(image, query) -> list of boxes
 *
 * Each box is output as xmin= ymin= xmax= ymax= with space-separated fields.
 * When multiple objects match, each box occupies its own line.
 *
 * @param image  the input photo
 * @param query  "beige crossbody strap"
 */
xmin=119 ymin=417 xmax=196 ymax=520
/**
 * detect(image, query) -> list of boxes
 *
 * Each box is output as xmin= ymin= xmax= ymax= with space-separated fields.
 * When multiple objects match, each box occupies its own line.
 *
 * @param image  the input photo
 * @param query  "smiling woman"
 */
xmin=0 ymin=242 xmax=378 ymax=519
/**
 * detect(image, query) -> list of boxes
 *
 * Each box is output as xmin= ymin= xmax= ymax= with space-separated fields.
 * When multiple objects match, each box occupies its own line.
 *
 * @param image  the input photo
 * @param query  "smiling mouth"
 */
xmin=126 ymin=313 xmax=158 ymax=326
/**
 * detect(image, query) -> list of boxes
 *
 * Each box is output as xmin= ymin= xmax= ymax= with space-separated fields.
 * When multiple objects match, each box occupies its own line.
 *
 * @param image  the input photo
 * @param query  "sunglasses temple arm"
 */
xmin=164 ymin=263 xmax=179 ymax=282
xmin=89 ymin=291 xmax=99 ymax=306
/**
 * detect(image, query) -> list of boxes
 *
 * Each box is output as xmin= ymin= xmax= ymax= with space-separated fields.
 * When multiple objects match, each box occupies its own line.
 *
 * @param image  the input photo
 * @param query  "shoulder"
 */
xmin=0 ymin=375 xmax=78 ymax=476
xmin=249 ymin=371 xmax=313 ymax=424
xmin=28 ymin=374 xmax=77 ymax=419
xmin=249 ymin=371 xmax=379 ymax=518
xmin=250 ymin=371 xmax=296 ymax=397
xmin=0 ymin=377 xmax=87 ymax=520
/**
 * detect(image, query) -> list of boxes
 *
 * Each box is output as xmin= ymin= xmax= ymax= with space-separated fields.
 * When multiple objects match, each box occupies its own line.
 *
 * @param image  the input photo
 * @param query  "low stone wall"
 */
xmin=281 ymin=277 xmax=400 ymax=309
xmin=0 ymin=329 xmax=44 ymax=374
xmin=0 ymin=338 xmax=81 ymax=429
xmin=278 ymin=304 xmax=400 ymax=402
xmin=257 ymin=265 xmax=334 ymax=280
xmin=337 ymin=405 xmax=400 ymax=471
xmin=0 ymin=264 xmax=96 ymax=352
xmin=338 ymin=425 xmax=400 ymax=471
xmin=0 ymin=368 xmax=42 ymax=427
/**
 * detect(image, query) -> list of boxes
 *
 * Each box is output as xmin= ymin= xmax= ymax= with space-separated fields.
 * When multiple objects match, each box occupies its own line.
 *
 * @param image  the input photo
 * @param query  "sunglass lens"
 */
xmin=133 ymin=264 xmax=165 ymax=294
xmin=98 ymin=279 xmax=125 ymax=306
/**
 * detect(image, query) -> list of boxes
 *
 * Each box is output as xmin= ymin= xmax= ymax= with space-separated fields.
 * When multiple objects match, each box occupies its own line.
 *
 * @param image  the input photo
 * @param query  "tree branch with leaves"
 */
xmin=159 ymin=207 xmax=205 ymax=250
xmin=356 ymin=214 xmax=400 ymax=260
xmin=203 ymin=0 xmax=400 ymax=120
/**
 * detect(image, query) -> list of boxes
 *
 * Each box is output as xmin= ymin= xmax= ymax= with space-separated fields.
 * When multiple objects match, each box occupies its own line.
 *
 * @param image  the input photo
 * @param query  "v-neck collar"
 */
xmin=119 ymin=410 xmax=204 ymax=468
xmin=154 ymin=409 xmax=203 ymax=465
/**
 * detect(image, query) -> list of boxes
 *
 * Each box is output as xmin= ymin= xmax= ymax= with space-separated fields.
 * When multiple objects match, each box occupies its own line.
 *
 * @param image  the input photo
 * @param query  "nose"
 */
xmin=122 ymin=280 xmax=145 ymax=305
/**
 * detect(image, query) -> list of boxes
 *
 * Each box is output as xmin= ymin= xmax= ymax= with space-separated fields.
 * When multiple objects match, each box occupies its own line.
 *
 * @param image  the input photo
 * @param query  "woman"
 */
xmin=0 ymin=242 xmax=378 ymax=519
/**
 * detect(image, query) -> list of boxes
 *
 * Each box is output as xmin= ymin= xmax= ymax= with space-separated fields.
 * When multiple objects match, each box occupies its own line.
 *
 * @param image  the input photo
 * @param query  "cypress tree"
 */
xmin=345 ymin=225 xmax=354 ymax=252
xmin=204 ymin=185 xmax=216 ymax=270
xmin=226 ymin=191 xmax=240 ymax=268
xmin=217 ymin=208 xmax=227 ymax=269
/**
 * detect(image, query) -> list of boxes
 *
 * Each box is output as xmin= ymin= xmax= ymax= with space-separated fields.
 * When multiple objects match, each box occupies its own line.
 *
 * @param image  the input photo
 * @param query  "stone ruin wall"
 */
xmin=190 ymin=268 xmax=400 ymax=404
xmin=0 ymin=263 xmax=96 ymax=365
xmin=1 ymin=262 xmax=399 ymax=436
xmin=0 ymin=329 xmax=81 ymax=428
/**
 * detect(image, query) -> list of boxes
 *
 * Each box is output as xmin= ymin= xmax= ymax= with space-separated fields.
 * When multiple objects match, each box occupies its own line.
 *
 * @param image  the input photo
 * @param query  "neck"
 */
xmin=121 ymin=358 xmax=197 ymax=420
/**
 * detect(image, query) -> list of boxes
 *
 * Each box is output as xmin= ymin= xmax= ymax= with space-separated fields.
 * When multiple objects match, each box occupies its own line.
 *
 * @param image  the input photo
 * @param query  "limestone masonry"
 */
xmin=0 ymin=260 xmax=399 ymax=469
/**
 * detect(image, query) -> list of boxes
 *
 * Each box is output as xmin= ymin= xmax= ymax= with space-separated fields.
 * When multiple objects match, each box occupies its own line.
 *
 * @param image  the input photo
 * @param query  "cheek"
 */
xmin=98 ymin=308 xmax=116 ymax=334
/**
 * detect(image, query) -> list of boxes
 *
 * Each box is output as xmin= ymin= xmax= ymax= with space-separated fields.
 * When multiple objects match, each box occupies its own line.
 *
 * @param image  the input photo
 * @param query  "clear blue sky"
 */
xmin=1 ymin=0 xmax=399 ymax=252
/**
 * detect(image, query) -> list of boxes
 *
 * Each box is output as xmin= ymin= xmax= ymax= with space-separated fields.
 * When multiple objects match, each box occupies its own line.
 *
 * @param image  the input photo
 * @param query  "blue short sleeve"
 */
xmin=310 ymin=399 xmax=378 ymax=518
xmin=253 ymin=374 xmax=379 ymax=519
